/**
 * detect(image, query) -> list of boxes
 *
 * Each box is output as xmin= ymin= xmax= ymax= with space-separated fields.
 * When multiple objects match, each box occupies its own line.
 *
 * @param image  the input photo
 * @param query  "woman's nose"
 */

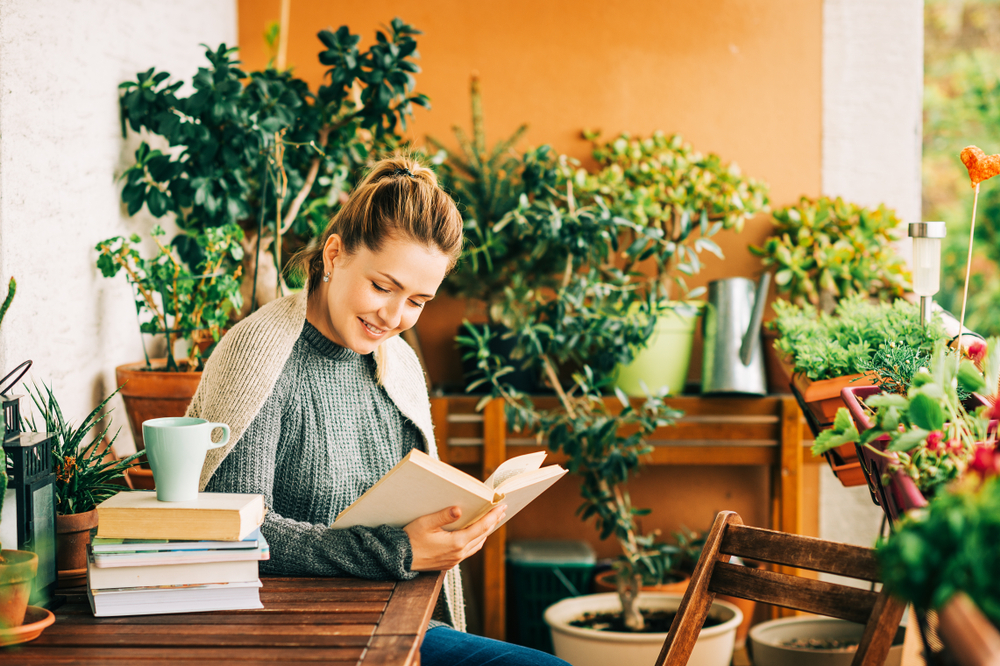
xmin=378 ymin=299 xmax=403 ymax=329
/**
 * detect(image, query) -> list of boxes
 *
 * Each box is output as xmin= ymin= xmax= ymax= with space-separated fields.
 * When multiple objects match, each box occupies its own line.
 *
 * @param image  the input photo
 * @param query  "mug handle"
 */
xmin=207 ymin=423 xmax=231 ymax=450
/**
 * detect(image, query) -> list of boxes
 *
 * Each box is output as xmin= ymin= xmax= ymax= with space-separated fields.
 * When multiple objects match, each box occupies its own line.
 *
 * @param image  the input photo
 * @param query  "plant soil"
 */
xmin=781 ymin=638 xmax=859 ymax=651
xmin=570 ymin=609 xmax=722 ymax=633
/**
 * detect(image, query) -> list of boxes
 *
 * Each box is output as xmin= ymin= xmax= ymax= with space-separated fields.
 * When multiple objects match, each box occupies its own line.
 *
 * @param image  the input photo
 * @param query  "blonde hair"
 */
xmin=291 ymin=154 xmax=463 ymax=380
xmin=292 ymin=154 xmax=463 ymax=294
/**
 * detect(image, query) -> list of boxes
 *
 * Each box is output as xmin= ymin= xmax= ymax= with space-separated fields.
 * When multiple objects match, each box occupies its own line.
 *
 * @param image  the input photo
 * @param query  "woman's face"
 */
xmin=307 ymin=234 xmax=450 ymax=355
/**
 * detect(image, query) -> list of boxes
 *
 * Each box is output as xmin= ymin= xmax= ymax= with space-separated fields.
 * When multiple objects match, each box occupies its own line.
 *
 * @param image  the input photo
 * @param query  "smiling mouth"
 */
xmin=360 ymin=318 xmax=386 ymax=336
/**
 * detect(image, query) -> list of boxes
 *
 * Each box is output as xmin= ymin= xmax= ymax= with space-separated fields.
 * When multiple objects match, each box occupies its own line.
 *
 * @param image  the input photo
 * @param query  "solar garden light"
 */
xmin=909 ymin=221 xmax=947 ymax=326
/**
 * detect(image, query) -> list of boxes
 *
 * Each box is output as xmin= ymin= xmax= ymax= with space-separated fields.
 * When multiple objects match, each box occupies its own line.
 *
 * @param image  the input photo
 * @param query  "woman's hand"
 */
xmin=404 ymin=504 xmax=506 ymax=572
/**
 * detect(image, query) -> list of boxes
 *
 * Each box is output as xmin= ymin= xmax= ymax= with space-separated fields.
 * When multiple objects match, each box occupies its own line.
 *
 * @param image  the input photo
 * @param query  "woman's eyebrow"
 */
xmin=377 ymin=271 xmax=434 ymax=300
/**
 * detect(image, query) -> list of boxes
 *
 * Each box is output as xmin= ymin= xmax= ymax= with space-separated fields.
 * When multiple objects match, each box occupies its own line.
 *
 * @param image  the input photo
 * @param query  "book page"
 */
xmin=484 ymin=451 xmax=548 ymax=490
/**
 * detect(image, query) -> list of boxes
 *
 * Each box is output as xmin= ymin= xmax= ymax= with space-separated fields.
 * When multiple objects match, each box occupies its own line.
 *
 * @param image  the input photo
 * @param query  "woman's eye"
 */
xmin=372 ymin=282 xmax=390 ymax=293
xmin=409 ymin=300 xmax=425 ymax=309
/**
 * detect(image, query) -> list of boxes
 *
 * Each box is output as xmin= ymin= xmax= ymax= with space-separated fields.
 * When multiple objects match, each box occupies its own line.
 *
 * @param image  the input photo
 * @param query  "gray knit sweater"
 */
xmin=205 ymin=322 xmax=422 ymax=580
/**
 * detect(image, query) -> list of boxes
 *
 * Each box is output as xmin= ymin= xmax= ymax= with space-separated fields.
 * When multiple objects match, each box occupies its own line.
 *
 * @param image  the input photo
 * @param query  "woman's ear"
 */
xmin=322 ymin=235 xmax=344 ymax=273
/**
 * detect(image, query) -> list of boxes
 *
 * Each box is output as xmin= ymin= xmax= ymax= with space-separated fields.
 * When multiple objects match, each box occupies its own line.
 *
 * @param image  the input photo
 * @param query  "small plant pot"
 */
xmin=592 ymin=569 xmax=690 ymax=595
xmin=614 ymin=305 xmax=700 ymax=397
xmin=56 ymin=508 xmax=99 ymax=586
xmin=544 ymin=592 xmax=741 ymax=666
xmin=0 ymin=550 xmax=38 ymax=629
xmin=116 ymin=360 xmax=202 ymax=458
xmin=748 ymin=616 xmax=905 ymax=666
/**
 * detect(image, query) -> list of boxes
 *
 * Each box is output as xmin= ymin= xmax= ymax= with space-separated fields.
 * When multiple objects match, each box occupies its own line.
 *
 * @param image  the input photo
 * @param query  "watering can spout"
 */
xmin=739 ymin=273 xmax=771 ymax=367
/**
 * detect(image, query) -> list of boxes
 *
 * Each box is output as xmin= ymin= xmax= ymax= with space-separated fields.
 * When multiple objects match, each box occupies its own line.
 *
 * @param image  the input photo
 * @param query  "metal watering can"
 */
xmin=701 ymin=274 xmax=771 ymax=395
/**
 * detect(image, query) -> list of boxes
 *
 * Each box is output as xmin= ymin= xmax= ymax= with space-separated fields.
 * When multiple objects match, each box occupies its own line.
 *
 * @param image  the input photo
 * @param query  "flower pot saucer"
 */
xmin=57 ymin=568 xmax=88 ymax=589
xmin=0 ymin=606 xmax=55 ymax=646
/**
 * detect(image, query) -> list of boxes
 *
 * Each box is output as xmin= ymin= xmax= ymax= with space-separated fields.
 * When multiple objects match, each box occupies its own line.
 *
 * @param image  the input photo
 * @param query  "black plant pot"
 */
xmin=458 ymin=323 xmax=540 ymax=395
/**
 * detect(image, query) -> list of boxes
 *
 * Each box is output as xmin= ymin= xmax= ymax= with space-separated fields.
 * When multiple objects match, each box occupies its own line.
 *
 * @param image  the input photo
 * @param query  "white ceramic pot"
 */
xmin=543 ymin=592 xmax=741 ymax=666
xmin=749 ymin=617 xmax=906 ymax=666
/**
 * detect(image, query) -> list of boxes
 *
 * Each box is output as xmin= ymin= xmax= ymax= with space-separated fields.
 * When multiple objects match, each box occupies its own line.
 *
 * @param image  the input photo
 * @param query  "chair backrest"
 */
xmin=655 ymin=511 xmax=907 ymax=666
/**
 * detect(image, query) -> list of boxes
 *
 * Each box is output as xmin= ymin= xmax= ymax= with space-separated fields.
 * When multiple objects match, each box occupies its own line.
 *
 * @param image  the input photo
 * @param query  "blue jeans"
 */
xmin=421 ymin=626 xmax=571 ymax=666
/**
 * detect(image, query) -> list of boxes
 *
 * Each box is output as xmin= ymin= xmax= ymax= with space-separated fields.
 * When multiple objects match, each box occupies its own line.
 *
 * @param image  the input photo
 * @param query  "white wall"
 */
xmin=0 ymin=0 xmax=236 ymax=452
xmin=819 ymin=0 xmax=924 ymax=551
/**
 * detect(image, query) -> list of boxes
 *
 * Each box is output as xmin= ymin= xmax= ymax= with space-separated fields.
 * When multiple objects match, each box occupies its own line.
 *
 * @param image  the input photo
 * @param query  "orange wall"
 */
xmin=238 ymin=0 xmax=822 ymax=388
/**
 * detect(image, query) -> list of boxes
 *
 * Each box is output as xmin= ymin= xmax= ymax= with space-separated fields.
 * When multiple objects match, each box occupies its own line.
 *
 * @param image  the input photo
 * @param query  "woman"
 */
xmin=186 ymin=156 xmax=569 ymax=666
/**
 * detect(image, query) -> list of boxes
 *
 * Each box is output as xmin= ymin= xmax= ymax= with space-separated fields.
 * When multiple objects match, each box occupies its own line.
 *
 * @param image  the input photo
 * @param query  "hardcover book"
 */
xmin=332 ymin=449 xmax=566 ymax=532
xmin=95 ymin=491 xmax=265 ymax=542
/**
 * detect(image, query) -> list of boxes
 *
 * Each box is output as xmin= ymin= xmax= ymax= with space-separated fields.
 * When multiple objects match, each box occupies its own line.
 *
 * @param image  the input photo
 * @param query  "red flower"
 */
xmin=966 ymin=339 xmax=988 ymax=364
xmin=926 ymin=431 xmax=944 ymax=452
xmin=969 ymin=443 xmax=1000 ymax=480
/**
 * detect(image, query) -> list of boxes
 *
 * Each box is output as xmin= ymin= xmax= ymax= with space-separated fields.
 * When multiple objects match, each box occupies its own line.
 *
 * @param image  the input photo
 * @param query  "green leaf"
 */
xmin=908 ymin=393 xmax=945 ymax=431
xmin=957 ymin=360 xmax=987 ymax=394
xmin=888 ymin=427 xmax=931 ymax=452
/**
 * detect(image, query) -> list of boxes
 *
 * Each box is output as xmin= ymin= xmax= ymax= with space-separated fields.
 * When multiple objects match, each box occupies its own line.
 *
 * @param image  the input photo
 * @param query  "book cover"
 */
xmin=87 ymin=580 xmax=263 ymax=617
xmin=91 ymin=533 xmax=269 ymax=569
xmin=88 ymin=556 xmax=260 ymax=590
xmin=332 ymin=449 xmax=566 ymax=532
xmin=95 ymin=491 xmax=265 ymax=541
xmin=92 ymin=528 xmax=262 ymax=554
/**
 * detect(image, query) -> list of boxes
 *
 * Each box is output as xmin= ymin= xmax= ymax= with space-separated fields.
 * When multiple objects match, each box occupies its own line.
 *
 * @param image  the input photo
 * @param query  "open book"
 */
xmin=332 ymin=450 xmax=566 ymax=532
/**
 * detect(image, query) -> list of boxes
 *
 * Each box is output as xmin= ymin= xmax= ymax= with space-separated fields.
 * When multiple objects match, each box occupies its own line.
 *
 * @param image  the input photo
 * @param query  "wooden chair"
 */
xmin=655 ymin=511 xmax=906 ymax=666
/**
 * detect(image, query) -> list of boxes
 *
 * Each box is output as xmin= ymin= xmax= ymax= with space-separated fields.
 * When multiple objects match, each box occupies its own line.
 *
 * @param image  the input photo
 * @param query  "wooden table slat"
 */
xmin=374 ymin=572 xmax=446 ymax=636
xmin=4 ymin=646 xmax=366 ymax=661
xmin=53 ymin=612 xmax=384 ymax=626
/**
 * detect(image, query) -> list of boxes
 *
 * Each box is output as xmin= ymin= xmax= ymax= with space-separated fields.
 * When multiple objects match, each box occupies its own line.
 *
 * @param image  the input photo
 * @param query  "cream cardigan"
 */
xmin=186 ymin=290 xmax=465 ymax=631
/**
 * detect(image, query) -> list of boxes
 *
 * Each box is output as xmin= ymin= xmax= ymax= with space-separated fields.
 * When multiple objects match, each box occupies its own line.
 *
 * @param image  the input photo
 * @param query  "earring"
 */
xmin=323 ymin=272 xmax=330 ymax=283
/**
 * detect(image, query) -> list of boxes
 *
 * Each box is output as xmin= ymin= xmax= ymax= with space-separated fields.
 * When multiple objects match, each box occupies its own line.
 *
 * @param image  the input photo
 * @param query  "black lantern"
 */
xmin=2 ymin=390 xmax=58 ymax=608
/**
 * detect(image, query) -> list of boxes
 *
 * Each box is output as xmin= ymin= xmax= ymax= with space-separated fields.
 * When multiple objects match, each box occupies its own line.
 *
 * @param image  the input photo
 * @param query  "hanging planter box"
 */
xmin=840 ymin=385 xmax=992 ymax=523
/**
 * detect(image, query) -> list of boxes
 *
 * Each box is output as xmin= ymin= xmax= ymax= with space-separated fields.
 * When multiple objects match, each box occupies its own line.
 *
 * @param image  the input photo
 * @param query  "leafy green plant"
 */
xmin=431 ymin=75 xmax=535 ymax=318
xmin=751 ymin=196 xmax=911 ymax=312
xmin=117 ymin=19 xmax=427 ymax=296
xmin=460 ymin=146 xmax=689 ymax=631
xmin=877 ymin=472 xmax=1000 ymax=627
xmin=21 ymin=383 xmax=144 ymax=516
xmin=95 ymin=224 xmax=244 ymax=371
xmin=771 ymin=294 xmax=949 ymax=381
xmin=582 ymin=130 xmax=769 ymax=299
xmin=813 ymin=340 xmax=1000 ymax=498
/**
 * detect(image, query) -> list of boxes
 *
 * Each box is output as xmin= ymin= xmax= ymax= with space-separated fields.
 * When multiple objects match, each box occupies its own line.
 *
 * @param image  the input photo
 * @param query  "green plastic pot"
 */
xmin=614 ymin=304 xmax=701 ymax=397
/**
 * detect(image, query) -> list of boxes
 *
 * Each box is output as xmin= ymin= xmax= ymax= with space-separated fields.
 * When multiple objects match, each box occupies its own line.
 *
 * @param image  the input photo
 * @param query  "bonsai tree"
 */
xmin=751 ymin=196 xmax=912 ymax=313
xmin=95 ymin=224 xmax=244 ymax=371
xmin=460 ymin=147 xmax=689 ymax=631
xmin=117 ymin=19 xmax=428 ymax=305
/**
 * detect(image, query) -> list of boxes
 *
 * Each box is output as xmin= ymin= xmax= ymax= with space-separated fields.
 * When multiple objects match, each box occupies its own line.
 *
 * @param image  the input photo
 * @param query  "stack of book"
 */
xmin=88 ymin=491 xmax=268 ymax=617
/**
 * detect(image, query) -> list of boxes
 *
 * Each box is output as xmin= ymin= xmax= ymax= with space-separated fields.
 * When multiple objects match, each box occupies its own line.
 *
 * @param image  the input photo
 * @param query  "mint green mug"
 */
xmin=142 ymin=417 xmax=230 ymax=502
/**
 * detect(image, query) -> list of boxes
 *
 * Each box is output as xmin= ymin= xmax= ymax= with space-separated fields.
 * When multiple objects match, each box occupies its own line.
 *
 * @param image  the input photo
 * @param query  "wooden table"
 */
xmin=431 ymin=394 xmax=807 ymax=640
xmin=3 ymin=573 xmax=445 ymax=665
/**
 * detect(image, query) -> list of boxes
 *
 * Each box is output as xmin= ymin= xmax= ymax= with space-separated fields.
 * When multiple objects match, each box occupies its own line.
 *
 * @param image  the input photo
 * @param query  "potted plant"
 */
xmin=461 ymin=148 xmax=740 ymax=665
xmin=116 ymin=20 xmax=427 ymax=310
xmin=751 ymin=196 xmax=912 ymax=393
xmin=431 ymin=75 xmax=547 ymax=392
xmin=769 ymin=294 xmax=950 ymax=486
xmin=0 ymin=277 xmax=38 ymax=632
xmin=814 ymin=339 xmax=1000 ymax=519
xmin=875 ymin=455 xmax=1000 ymax=645
xmin=21 ymin=382 xmax=145 ymax=586
xmin=96 ymin=224 xmax=243 ymax=467
xmin=578 ymin=130 xmax=769 ymax=397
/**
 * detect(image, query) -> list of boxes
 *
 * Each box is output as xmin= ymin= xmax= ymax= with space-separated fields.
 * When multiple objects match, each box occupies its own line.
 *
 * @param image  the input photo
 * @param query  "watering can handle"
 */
xmin=740 ymin=273 xmax=772 ymax=366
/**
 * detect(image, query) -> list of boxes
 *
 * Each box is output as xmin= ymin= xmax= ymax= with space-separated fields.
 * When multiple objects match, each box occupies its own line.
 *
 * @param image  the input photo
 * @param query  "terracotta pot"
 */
xmin=592 ymin=569 xmax=691 ymax=595
xmin=116 ymin=360 xmax=202 ymax=455
xmin=56 ymin=509 xmax=99 ymax=573
xmin=0 ymin=550 xmax=38 ymax=629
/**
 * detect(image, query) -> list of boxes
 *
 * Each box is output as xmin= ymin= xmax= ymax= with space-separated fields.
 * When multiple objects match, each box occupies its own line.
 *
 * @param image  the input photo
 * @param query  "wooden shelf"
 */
xmin=430 ymin=394 xmax=806 ymax=640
